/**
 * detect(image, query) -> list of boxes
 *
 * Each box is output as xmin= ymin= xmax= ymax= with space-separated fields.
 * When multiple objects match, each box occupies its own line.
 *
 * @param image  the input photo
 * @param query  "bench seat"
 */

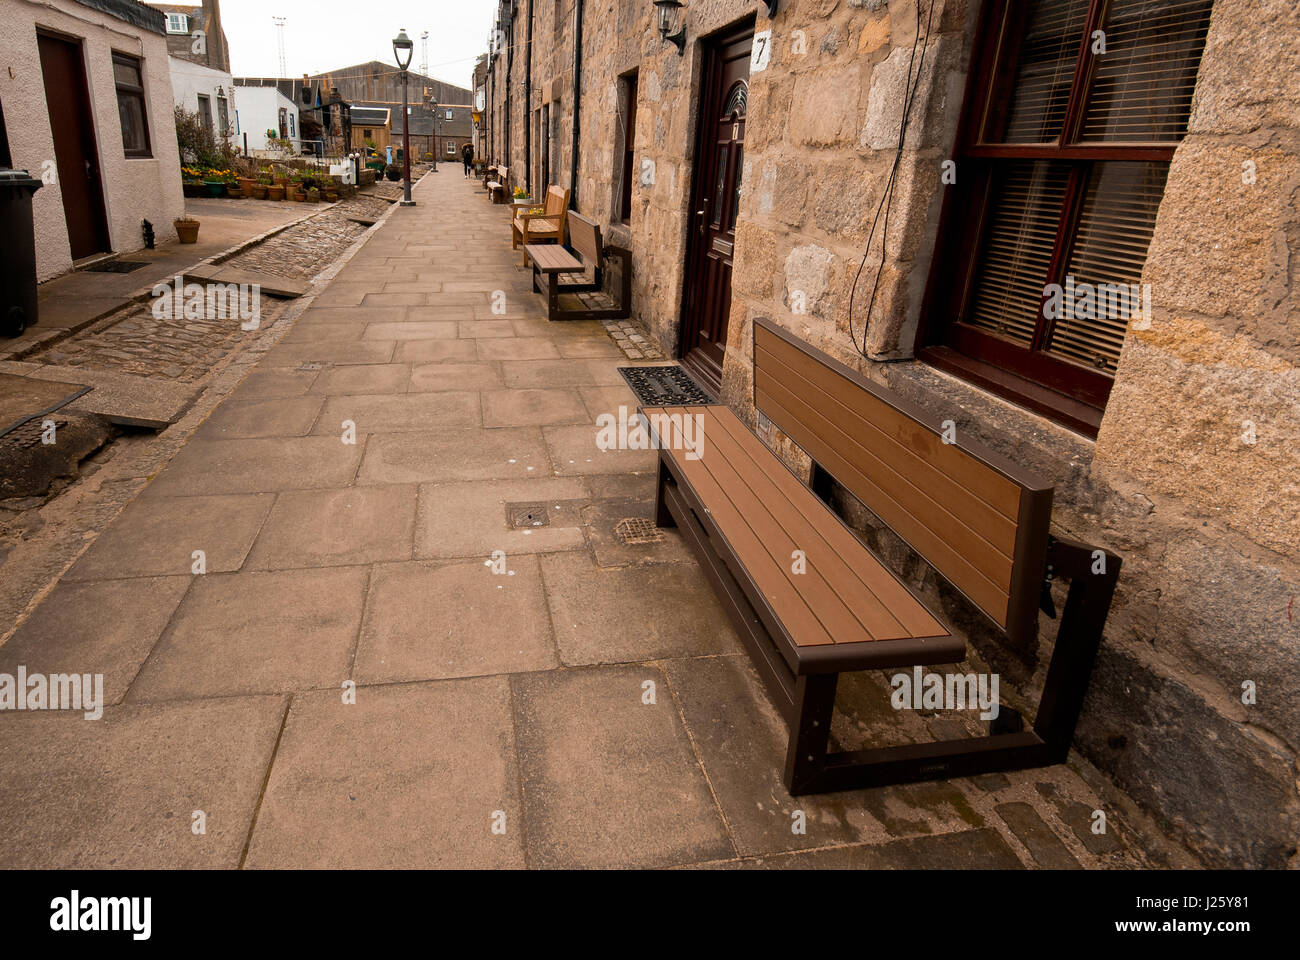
xmin=644 ymin=404 xmax=964 ymax=674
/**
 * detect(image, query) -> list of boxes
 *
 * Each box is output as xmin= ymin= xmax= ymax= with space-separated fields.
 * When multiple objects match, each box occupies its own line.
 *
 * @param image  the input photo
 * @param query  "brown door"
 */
xmin=37 ymin=32 xmax=110 ymax=262
xmin=681 ymin=26 xmax=751 ymax=394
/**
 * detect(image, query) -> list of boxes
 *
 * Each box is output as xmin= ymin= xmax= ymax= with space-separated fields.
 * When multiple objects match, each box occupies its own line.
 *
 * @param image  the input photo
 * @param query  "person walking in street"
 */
xmin=462 ymin=142 xmax=474 ymax=178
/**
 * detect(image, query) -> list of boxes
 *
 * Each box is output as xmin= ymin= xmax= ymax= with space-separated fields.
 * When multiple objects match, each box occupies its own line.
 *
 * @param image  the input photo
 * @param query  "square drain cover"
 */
xmin=615 ymin=516 xmax=665 ymax=545
xmin=507 ymin=501 xmax=550 ymax=528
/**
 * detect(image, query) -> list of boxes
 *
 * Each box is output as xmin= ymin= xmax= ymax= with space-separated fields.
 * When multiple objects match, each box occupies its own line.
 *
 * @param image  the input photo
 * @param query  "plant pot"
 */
xmin=183 ymin=181 xmax=203 ymax=198
xmin=324 ymin=191 xmax=338 ymax=202
xmin=290 ymin=189 xmax=305 ymax=202
xmin=226 ymin=184 xmax=241 ymax=198
xmin=267 ymin=185 xmax=285 ymax=201
xmin=306 ymin=190 xmax=320 ymax=203
xmin=239 ymin=178 xmax=256 ymax=197
xmin=174 ymin=219 xmax=200 ymax=243
xmin=203 ymin=180 xmax=225 ymax=198
xmin=252 ymin=184 xmax=268 ymax=200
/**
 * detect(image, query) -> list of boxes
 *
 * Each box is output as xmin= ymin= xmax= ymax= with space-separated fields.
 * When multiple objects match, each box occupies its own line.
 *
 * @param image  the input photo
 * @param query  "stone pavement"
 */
xmin=0 ymin=171 xmax=1167 ymax=869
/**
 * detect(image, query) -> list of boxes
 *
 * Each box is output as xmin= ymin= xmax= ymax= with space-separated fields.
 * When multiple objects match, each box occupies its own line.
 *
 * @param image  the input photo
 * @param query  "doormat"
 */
xmin=618 ymin=364 xmax=716 ymax=406
xmin=83 ymin=259 xmax=149 ymax=274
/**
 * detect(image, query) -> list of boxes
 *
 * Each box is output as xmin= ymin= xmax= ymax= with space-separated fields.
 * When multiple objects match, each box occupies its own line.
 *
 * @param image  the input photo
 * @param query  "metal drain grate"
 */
xmin=614 ymin=516 xmax=665 ymax=545
xmin=618 ymin=364 xmax=716 ymax=406
xmin=82 ymin=259 xmax=149 ymax=274
xmin=507 ymin=501 xmax=550 ymax=528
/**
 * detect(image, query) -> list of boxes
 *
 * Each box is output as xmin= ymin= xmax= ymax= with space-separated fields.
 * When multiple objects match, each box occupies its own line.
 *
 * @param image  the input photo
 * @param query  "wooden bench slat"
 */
xmin=755 ymin=364 xmax=1016 ymax=594
xmin=691 ymin=406 xmax=928 ymax=643
xmin=703 ymin=405 xmax=950 ymax=641
xmin=646 ymin=404 xmax=951 ymax=649
xmin=756 ymin=334 xmax=1022 ymax=528
xmin=755 ymin=380 xmax=1012 ymax=625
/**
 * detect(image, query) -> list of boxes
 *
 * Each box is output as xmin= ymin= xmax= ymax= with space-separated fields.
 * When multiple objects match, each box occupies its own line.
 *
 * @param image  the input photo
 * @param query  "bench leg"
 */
xmin=546 ymin=272 xmax=559 ymax=320
xmin=654 ymin=459 xmax=676 ymax=528
xmin=783 ymin=674 xmax=837 ymax=794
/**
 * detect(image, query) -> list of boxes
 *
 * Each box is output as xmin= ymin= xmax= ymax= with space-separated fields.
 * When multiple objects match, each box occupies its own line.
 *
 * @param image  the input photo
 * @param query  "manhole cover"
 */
xmin=82 ymin=259 xmax=149 ymax=274
xmin=507 ymin=501 xmax=550 ymax=528
xmin=618 ymin=364 xmax=715 ymax=406
xmin=615 ymin=516 xmax=665 ymax=545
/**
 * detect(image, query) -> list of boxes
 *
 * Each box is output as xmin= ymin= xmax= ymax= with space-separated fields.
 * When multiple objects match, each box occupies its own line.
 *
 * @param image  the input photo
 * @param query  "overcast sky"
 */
xmin=216 ymin=0 xmax=498 ymax=93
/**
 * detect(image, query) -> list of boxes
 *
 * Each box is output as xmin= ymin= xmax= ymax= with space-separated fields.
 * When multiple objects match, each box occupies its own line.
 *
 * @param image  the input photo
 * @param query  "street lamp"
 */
xmin=430 ymin=98 xmax=439 ymax=173
xmin=392 ymin=28 xmax=415 ymax=206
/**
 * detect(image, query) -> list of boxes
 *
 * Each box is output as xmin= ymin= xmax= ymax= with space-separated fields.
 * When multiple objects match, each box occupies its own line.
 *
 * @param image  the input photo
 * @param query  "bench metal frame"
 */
xmin=650 ymin=340 xmax=1121 ymax=795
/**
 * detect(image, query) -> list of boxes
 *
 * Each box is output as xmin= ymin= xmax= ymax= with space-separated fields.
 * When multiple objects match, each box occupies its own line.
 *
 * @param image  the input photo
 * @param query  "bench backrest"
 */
xmin=544 ymin=184 xmax=569 ymax=215
xmin=567 ymin=211 xmax=603 ymax=267
xmin=751 ymin=317 xmax=1053 ymax=646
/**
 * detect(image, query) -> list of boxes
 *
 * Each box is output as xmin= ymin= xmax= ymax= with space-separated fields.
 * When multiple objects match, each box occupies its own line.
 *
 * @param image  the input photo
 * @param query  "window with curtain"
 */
xmin=919 ymin=0 xmax=1213 ymax=435
xmin=112 ymin=53 xmax=151 ymax=158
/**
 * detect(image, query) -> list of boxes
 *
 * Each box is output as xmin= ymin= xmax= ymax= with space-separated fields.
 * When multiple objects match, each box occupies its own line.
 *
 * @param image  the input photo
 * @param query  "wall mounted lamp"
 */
xmin=653 ymin=0 xmax=686 ymax=55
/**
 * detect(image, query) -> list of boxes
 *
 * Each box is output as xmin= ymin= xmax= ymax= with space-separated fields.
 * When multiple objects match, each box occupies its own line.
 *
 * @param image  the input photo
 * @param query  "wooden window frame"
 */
xmin=112 ymin=52 xmax=152 ymax=159
xmin=916 ymin=0 xmax=1203 ymax=437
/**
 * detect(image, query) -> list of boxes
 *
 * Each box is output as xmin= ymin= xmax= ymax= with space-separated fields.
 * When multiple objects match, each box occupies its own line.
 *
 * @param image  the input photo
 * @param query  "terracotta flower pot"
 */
xmin=267 ymin=185 xmax=285 ymax=201
xmin=252 ymin=184 xmax=268 ymax=200
xmin=239 ymin=178 xmax=255 ymax=197
xmin=174 ymin=219 xmax=200 ymax=243
xmin=325 ymin=191 xmax=338 ymax=202
xmin=226 ymin=184 xmax=241 ymax=198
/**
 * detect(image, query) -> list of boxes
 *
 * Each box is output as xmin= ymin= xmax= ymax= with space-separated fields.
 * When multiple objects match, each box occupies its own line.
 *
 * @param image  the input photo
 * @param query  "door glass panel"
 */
xmin=711 ymin=144 xmax=728 ymax=227
xmin=729 ymin=144 xmax=743 ymax=231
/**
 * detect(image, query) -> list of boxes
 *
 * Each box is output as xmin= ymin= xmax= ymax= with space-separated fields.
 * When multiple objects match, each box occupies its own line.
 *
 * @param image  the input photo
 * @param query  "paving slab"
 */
xmin=393 ymin=339 xmax=481 ymax=363
xmin=0 ymin=576 xmax=191 ymax=704
xmin=415 ymin=477 xmax=589 ymax=559
xmin=359 ymin=427 xmax=548 ymax=484
xmin=232 ymin=367 xmax=320 ymax=398
xmin=184 ymin=263 xmax=310 ymax=299
xmin=194 ymin=396 xmax=324 ymax=440
xmin=408 ymin=362 xmax=503 ymax=392
xmin=354 ymin=556 xmax=558 ymax=683
xmin=308 ymin=363 xmax=411 ymax=396
xmin=261 ymin=340 xmax=396 ymax=367
xmin=544 ymin=423 xmax=659 ymax=475
xmin=475 ymin=338 xmax=562 ymax=361
xmin=540 ymin=552 xmax=741 ymax=665
xmin=128 ymin=567 xmax=367 ymax=699
xmin=313 ymin=391 xmax=480 ymax=435
xmin=502 ymin=359 xmax=627 ymax=388
xmin=482 ymin=388 xmax=590 ymax=428
xmin=363 ymin=320 xmax=458 ymax=341
xmin=244 ymin=485 xmax=417 ymax=569
xmin=65 ymin=493 xmax=275 ymax=581
xmin=143 ymin=436 xmax=364 ymax=497
xmin=244 ymin=678 xmax=523 ymax=868
xmin=512 ymin=664 xmax=734 ymax=868
xmin=0 ymin=695 xmax=285 ymax=868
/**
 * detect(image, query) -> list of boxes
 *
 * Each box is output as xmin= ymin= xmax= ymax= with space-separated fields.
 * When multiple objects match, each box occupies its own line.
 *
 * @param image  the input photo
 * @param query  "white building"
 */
xmin=230 ymin=84 xmax=300 ymax=155
xmin=1 ymin=0 xmax=185 ymax=279
xmin=168 ymin=56 xmax=236 ymax=147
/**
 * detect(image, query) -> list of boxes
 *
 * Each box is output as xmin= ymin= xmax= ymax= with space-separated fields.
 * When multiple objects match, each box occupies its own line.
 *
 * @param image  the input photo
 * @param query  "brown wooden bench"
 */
xmin=524 ymin=211 xmax=631 ymax=322
xmin=642 ymin=317 xmax=1121 ymax=794
xmin=486 ymin=165 xmax=508 ymax=203
xmin=512 ymin=185 xmax=569 ymax=262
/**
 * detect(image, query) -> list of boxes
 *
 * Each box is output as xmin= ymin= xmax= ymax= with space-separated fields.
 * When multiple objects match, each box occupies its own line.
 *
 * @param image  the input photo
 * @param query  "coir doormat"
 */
xmin=618 ymin=364 xmax=717 ymax=406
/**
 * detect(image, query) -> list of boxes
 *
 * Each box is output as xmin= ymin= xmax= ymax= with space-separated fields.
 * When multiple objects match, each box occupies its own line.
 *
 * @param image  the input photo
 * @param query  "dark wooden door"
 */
xmin=37 ymin=32 xmax=109 ymax=261
xmin=681 ymin=28 xmax=751 ymax=394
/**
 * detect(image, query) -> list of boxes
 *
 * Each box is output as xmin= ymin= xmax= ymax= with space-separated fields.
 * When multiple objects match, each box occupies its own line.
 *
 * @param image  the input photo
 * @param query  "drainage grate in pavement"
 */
xmin=614 ymin=516 xmax=665 ymax=545
xmin=507 ymin=501 xmax=550 ymax=528
xmin=82 ymin=259 xmax=150 ymax=274
xmin=618 ymin=364 xmax=716 ymax=406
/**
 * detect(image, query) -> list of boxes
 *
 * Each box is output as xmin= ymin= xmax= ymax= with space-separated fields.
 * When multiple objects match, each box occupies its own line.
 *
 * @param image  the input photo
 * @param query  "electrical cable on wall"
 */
xmin=847 ymin=0 xmax=937 ymax=359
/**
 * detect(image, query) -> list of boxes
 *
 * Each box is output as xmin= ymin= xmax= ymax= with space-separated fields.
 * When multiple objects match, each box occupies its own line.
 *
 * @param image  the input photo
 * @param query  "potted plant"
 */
xmin=306 ymin=186 xmax=320 ymax=203
xmin=174 ymin=215 xmax=200 ymax=243
xmin=181 ymin=166 xmax=205 ymax=198
xmin=267 ymin=182 xmax=285 ymax=201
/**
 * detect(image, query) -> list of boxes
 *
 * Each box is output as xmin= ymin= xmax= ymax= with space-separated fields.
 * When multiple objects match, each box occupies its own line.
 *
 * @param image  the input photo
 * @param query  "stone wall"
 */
xmin=480 ymin=0 xmax=1300 ymax=867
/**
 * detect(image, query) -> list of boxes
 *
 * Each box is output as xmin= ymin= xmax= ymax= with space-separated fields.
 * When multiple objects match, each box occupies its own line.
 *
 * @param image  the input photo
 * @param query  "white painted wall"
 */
xmin=233 ymin=86 xmax=299 ymax=153
xmin=168 ymin=56 xmax=236 ymax=146
xmin=2 ymin=0 xmax=186 ymax=280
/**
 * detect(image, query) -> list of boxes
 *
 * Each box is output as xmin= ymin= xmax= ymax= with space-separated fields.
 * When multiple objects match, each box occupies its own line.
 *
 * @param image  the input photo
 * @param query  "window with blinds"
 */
xmin=920 ymin=0 xmax=1213 ymax=435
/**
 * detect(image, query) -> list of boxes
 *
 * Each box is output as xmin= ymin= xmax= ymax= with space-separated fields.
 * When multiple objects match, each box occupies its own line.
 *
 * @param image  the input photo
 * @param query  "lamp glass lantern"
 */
xmin=653 ymin=0 xmax=685 ymax=54
xmin=392 ymin=29 xmax=414 ymax=70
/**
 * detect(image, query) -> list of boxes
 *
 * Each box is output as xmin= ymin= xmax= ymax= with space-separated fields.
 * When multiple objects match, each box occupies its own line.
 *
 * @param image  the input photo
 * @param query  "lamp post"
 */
xmin=393 ymin=28 xmax=415 ymax=206
xmin=430 ymin=98 xmax=439 ymax=173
